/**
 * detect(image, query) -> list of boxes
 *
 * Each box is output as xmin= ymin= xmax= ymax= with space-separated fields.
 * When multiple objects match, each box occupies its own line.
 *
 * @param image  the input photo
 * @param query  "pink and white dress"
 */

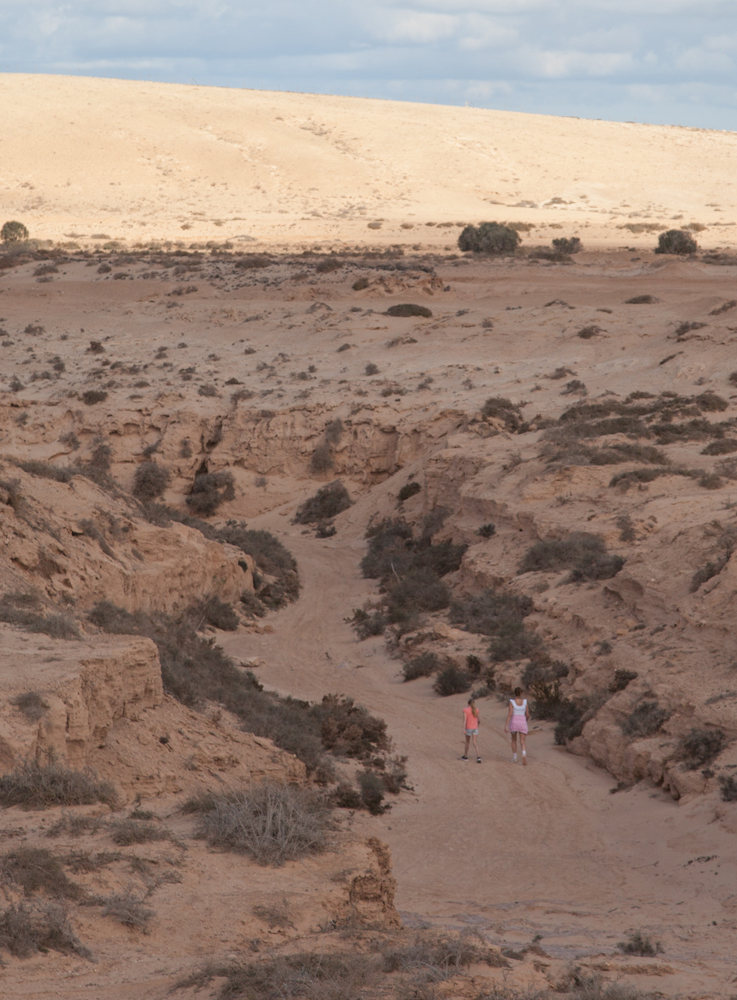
xmin=509 ymin=699 xmax=528 ymax=734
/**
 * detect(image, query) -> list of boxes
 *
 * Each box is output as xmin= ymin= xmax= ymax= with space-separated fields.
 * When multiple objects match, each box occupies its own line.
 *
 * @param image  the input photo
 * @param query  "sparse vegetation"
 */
xmin=458 ymin=222 xmax=520 ymax=255
xmin=294 ymin=481 xmax=351 ymax=523
xmin=193 ymin=783 xmax=328 ymax=865
xmin=0 ymin=846 xmax=82 ymax=900
xmin=81 ymin=389 xmax=108 ymax=405
xmin=365 ymin=362 xmax=379 ymax=375
xmin=577 ymin=325 xmax=601 ymax=339
xmin=109 ymin=814 xmax=173 ymax=846
xmin=519 ymin=533 xmax=624 ymax=582
xmin=481 ymin=396 xmax=524 ymax=432
xmin=655 ymin=229 xmax=698 ymax=255
xmin=309 ymin=439 xmax=333 ymax=473
xmin=677 ymin=728 xmax=727 ymax=769
xmin=477 ymin=523 xmax=496 ymax=538
xmin=719 ymin=775 xmax=737 ymax=802
xmin=621 ymin=701 xmax=670 ymax=739
xmin=0 ymin=761 xmax=117 ymax=810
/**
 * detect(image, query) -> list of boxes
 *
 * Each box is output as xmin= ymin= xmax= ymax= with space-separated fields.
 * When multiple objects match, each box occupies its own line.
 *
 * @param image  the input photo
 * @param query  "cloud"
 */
xmin=0 ymin=0 xmax=735 ymax=128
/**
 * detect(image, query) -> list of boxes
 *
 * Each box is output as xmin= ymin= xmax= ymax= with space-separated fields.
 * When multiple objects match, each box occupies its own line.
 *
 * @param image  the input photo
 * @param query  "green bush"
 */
xmin=458 ymin=222 xmax=520 ymax=255
xmin=1 ymin=221 xmax=29 ymax=244
xmin=655 ymin=229 xmax=697 ymax=255
xmin=294 ymin=481 xmax=351 ymax=523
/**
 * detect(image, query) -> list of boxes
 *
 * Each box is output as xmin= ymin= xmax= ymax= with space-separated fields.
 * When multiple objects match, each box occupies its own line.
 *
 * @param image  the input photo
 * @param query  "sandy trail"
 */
xmin=220 ymin=507 xmax=737 ymax=982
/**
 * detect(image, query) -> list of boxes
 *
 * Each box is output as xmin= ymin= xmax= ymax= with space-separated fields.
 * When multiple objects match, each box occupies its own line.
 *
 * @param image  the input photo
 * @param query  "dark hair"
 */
xmin=514 ymin=687 xmax=523 ymax=697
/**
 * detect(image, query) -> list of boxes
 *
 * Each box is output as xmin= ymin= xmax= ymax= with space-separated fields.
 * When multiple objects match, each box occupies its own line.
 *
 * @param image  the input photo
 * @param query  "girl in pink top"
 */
xmin=505 ymin=687 xmax=530 ymax=766
xmin=462 ymin=699 xmax=481 ymax=763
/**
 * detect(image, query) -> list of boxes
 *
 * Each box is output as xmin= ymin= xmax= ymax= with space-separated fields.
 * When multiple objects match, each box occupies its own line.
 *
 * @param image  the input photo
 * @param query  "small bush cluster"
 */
xmin=553 ymin=236 xmax=582 ymax=254
xmin=609 ymin=669 xmax=637 ymax=692
xmin=102 ymin=889 xmax=154 ymax=931
xmin=433 ymin=664 xmax=472 ymax=696
xmin=89 ymin=601 xmax=387 ymax=777
xmin=81 ymin=389 xmax=108 ymax=406
xmin=192 ymin=783 xmax=328 ymax=865
xmin=294 ymin=481 xmax=351 ymax=523
xmin=109 ymin=813 xmax=174 ymax=846
xmin=186 ymin=469 xmax=235 ymax=516
xmin=720 ymin=775 xmax=737 ymax=802
xmin=519 ymin=532 xmax=624 ymax=582
xmin=402 ymin=651 xmax=439 ymax=682
xmin=397 ymin=480 xmax=421 ymax=503
xmin=481 ymin=395 xmax=524 ymax=432
xmin=458 ymin=222 xmax=520 ymax=255
xmin=10 ymin=690 xmax=48 ymax=721
xmin=617 ymin=930 xmax=662 ymax=956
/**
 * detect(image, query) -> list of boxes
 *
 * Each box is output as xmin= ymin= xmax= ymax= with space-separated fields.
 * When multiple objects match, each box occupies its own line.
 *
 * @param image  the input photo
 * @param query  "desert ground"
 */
xmin=0 ymin=75 xmax=736 ymax=1000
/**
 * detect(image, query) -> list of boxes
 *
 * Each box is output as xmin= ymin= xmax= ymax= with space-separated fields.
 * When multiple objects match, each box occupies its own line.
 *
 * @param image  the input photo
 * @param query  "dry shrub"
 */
xmin=609 ymin=669 xmax=637 ymax=692
xmin=365 ymin=362 xmax=379 ymax=375
xmin=655 ymin=229 xmax=697 ymax=255
xmin=108 ymin=815 xmax=173 ymax=846
xmin=719 ymin=775 xmax=737 ymax=802
xmin=702 ymin=438 xmax=737 ymax=455
xmin=481 ymin=396 xmax=524 ymax=431
xmin=235 ymin=255 xmax=272 ymax=269
xmin=519 ymin=533 xmax=624 ymax=582
xmin=315 ymin=256 xmax=343 ymax=273
xmin=382 ymin=931 xmax=508 ymax=980
xmin=552 ymin=236 xmax=582 ymax=254
xmin=16 ymin=460 xmax=75 ymax=483
xmin=397 ymin=481 xmax=421 ymax=503
xmin=402 ymin=651 xmax=439 ymax=682
xmin=132 ymin=461 xmax=170 ymax=500
xmin=621 ymin=701 xmax=670 ymax=739
xmin=194 ymin=783 xmax=328 ymax=865
xmin=677 ymin=728 xmax=727 ymax=769
xmin=625 ymin=294 xmax=658 ymax=304
xmin=313 ymin=694 xmax=389 ymax=758
xmin=577 ymin=325 xmax=601 ymax=339
xmin=294 ymin=481 xmax=351 ymax=523
xmin=189 ymin=596 xmax=240 ymax=631
xmin=10 ymin=690 xmax=48 ymax=721
xmin=102 ymin=889 xmax=154 ymax=931
xmin=186 ymin=470 xmax=235 ymax=516
xmin=0 ymin=901 xmax=89 ymax=958
xmin=0 ymin=761 xmax=117 ymax=809
xmin=617 ymin=930 xmax=662 ymax=956
xmin=81 ymin=389 xmax=108 ymax=405
xmin=176 ymin=952 xmax=379 ymax=1000
xmin=433 ymin=664 xmax=471 ymax=697
xmin=252 ymin=899 xmax=293 ymax=929
xmin=386 ymin=303 xmax=432 ymax=318
xmin=310 ymin=440 xmax=333 ymax=473
xmin=357 ymin=770 xmax=388 ymax=814
xmin=546 ymin=442 xmax=667 ymax=466
xmin=0 ymin=846 xmax=83 ymax=902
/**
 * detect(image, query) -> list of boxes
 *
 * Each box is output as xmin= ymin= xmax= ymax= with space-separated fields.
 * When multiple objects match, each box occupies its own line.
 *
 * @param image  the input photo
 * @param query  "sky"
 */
xmin=2 ymin=0 xmax=736 ymax=130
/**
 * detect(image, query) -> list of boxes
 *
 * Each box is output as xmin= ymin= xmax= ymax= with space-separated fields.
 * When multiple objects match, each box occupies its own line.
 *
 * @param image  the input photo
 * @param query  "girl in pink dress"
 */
xmin=462 ymin=699 xmax=481 ymax=762
xmin=504 ymin=687 xmax=530 ymax=766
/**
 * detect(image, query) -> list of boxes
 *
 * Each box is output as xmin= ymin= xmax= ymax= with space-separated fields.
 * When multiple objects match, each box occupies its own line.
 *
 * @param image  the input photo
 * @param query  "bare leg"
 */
xmin=520 ymin=733 xmax=527 ymax=766
xmin=463 ymin=734 xmax=470 ymax=758
xmin=472 ymin=733 xmax=480 ymax=760
xmin=510 ymin=732 xmax=517 ymax=760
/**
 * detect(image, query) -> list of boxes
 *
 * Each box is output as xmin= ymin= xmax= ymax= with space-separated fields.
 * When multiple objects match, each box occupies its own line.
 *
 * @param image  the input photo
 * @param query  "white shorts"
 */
xmin=465 ymin=728 xmax=479 ymax=736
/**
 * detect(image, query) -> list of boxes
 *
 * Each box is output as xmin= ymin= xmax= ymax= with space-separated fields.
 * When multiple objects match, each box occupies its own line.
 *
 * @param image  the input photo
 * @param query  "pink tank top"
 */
xmin=463 ymin=706 xmax=479 ymax=729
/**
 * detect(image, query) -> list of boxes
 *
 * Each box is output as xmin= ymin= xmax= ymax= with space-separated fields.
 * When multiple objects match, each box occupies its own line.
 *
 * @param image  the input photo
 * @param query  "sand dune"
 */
xmin=1 ymin=73 xmax=737 ymax=249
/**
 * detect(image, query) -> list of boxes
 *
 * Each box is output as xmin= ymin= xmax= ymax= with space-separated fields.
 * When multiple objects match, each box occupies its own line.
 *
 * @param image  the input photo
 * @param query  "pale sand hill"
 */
xmin=1 ymin=73 xmax=737 ymax=249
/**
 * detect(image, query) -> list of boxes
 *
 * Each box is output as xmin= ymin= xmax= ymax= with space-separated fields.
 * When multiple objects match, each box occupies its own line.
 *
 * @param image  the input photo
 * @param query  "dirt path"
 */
xmin=220 ymin=509 xmax=737 ymax=987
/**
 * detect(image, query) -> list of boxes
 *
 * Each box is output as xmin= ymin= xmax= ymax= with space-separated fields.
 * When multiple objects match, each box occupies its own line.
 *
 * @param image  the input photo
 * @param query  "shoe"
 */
xmin=511 ymin=756 xmax=517 ymax=762
xmin=476 ymin=757 xmax=481 ymax=763
xmin=461 ymin=755 xmax=468 ymax=760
